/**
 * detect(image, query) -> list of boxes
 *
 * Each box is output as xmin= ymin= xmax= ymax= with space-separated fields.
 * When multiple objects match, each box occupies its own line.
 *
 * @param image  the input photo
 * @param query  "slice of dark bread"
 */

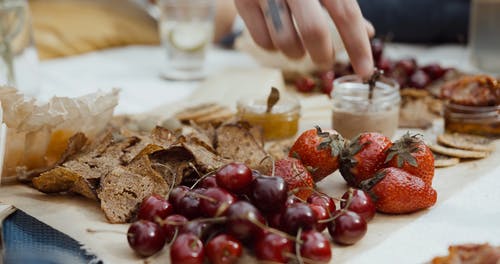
xmin=98 ymin=166 xmax=168 ymax=223
xmin=215 ymin=122 xmax=270 ymax=172
xmin=33 ymin=166 xmax=98 ymax=200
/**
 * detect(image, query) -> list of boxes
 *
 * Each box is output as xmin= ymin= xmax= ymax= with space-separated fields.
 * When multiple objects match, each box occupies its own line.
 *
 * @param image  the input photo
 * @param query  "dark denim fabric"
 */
xmin=359 ymin=0 xmax=471 ymax=43
xmin=2 ymin=211 xmax=99 ymax=264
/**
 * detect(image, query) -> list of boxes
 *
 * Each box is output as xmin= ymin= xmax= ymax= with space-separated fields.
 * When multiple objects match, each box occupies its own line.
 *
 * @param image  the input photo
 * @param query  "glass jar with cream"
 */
xmin=332 ymin=75 xmax=400 ymax=140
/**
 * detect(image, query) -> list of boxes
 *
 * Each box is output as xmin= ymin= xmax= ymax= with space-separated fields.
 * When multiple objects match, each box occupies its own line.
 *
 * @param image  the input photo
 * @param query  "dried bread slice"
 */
xmin=98 ymin=166 xmax=168 ymax=223
xmin=215 ymin=122 xmax=271 ymax=172
xmin=266 ymin=139 xmax=294 ymax=161
xmin=437 ymin=133 xmax=495 ymax=152
xmin=429 ymin=144 xmax=489 ymax=159
xmin=121 ymin=126 xmax=177 ymax=163
xmin=433 ymin=153 xmax=460 ymax=168
xmin=33 ymin=166 xmax=98 ymax=200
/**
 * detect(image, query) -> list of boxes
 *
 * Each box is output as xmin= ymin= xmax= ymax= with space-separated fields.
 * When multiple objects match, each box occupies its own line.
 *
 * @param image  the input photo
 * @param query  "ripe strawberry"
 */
xmin=339 ymin=132 xmax=392 ymax=187
xmin=289 ymin=127 xmax=345 ymax=182
xmin=273 ymin=157 xmax=314 ymax=200
xmin=360 ymin=167 xmax=437 ymax=214
xmin=385 ymin=133 xmax=435 ymax=185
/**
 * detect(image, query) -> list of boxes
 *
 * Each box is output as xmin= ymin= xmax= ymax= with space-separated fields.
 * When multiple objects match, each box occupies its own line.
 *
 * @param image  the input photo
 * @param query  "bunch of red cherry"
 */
xmin=371 ymin=38 xmax=451 ymax=89
xmin=127 ymin=162 xmax=376 ymax=263
xmin=294 ymin=38 xmax=452 ymax=95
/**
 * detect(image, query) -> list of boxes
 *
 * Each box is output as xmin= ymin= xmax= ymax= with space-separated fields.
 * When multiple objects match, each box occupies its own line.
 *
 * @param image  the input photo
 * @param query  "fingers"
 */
xmin=365 ymin=19 xmax=375 ymax=38
xmin=259 ymin=0 xmax=305 ymax=58
xmin=234 ymin=0 xmax=275 ymax=50
xmin=287 ymin=0 xmax=333 ymax=69
xmin=322 ymin=0 xmax=374 ymax=77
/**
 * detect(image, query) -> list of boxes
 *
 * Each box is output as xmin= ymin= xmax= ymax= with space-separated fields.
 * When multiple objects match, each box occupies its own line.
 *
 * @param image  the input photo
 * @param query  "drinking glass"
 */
xmin=0 ymin=0 xmax=39 ymax=96
xmin=469 ymin=0 xmax=500 ymax=73
xmin=158 ymin=0 xmax=215 ymax=81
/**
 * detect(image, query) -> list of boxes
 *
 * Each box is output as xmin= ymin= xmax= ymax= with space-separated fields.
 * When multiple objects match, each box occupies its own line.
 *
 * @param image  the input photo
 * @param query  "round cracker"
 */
xmin=437 ymin=133 xmax=494 ymax=152
xmin=429 ymin=144 xmax=489 ymax=159
xmin=433 ymin=153 xmax=460 ymax=168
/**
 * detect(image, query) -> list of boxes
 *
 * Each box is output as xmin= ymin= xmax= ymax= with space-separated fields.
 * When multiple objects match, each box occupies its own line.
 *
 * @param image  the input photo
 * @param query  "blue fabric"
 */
xmin=2 ymin=211 xmax=100 ymax=264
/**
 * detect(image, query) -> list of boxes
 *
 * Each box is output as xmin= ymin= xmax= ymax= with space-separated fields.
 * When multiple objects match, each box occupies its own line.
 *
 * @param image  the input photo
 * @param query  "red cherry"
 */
xmin=137 ymin=194 xmax=173 ymax=222
xmin=340 ymin=189 xmax=376 ymax=222
xmin=310 ymin=204 xmax=329 ymax=232
xmin=254 ymin=232 xmax=294 ymax=263
xmin=180 ymin=219 xmax=216 ymax=242
xmin=198 ymin=175 xmax=218 ymax=189
xmin=395 ymin=58 xmax=417 ymax=76
xmin=295 ymin=76 xmax=316 ymax=93
xmin=266 ymin=212 xmax=283 ymax=230
xmin=216 ymin=163 xmax=253 ymax=193
xmin=307 ymin=192 xmax=336 ymax=214
xmin=281 ymin=203 xmax=317 ymax=235
xmin=177 ymin=189 xmax=205 ymax=219
xmin=371 ymin=38 xmax=384 ymax=64
xmin=421 ymin=64 xmax=446 ymax=80
xmin=200 ymin=187 xmax=237 ymax=217
xmin=161 ymin=214 xmax=188 ymax=243
xmin=170 ymin=233 xmax=204 ymax=264
xmin=318 ymin=70 xmax=335 ymax=96
xmin=127 ymin=220 xmax=166 ymax=257
xmin=206 ymin=234 xmax=243 ymax=264
xmin=225 ymin=201 xmax=265 ymax=241
xmin=285 ymin=195 xmax=302 ymax=207
xmin=409 ymin=69 xmax=431 ymax=89
xmin=169 ymin=186 xmax=190 ymax=210
xmin=300 ymin=230 xmax=332 ymax=264
xmin=377 ymin=57 xmax=394 ymax=76
xmin=251 ymin=175 xmax=288 ymax=213
xmin=328 ymin=210 xmax=367 ymax=245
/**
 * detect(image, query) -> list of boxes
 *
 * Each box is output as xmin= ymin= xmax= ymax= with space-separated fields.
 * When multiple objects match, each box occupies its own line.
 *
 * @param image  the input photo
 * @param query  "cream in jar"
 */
xmin=331 ymin=75 xmax=400 ymax=139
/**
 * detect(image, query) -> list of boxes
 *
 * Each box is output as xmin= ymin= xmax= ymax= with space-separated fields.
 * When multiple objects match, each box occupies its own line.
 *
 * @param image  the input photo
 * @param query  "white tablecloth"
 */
xmin=18 ymin=44 xmax=500 ymax=263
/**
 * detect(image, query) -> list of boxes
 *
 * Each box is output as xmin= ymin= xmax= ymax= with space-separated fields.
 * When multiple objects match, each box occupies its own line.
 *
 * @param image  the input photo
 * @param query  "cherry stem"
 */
xmin=155 ymin=163 xmax=177 ymax=200
xmin=283 ymin=252 xmax=318 ymax=264
xmin=167 ymin=228 xmax=179 ymax=247
xmin=317 ymin=188 xmax=355 ymax=223
xmin=260 ymin=155 xmax=276 ymax=177
xmin=287 ymin=186 xmax=322 ymax=199
xmin=319 ymin=208 xmax=351 ymax=223
xmin=187 ymin=191 xmax=217 ymax=203
xmin=247 ymin=217 xmax=300 ymax=243
xmin=345 ymin=188 xmax=354 ymax=209
xmin=155 ymin=216 xmax=186 ymax=227
xmin=195 ymin=216 xmax=227 ymax=224
xmin=295 ymin=228 xmax=304 ymax=264
xmin=86 ymin=228 xmax=126 ymax=235
xmin=190 ymin=170 xmax=216 ymax=189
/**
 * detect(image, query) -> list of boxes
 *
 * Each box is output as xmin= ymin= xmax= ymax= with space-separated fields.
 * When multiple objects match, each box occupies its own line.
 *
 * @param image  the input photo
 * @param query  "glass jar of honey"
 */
xmin=444 ymin=103 xmax=500 ymax=137
xmin=237 ymin=96 xmax=300 ymax=140
xmin=332 ymin=75 xmax=400 ymax=140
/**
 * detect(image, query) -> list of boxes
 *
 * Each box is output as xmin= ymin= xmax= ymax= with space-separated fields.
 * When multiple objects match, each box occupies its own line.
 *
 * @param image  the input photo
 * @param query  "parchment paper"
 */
xmin=0 ymin=68 xmax=499 ymax=264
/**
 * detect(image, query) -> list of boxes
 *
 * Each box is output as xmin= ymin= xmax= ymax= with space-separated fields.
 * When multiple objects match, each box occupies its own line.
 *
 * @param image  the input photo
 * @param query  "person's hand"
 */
xmin=234 ymin=0 xmax=374 ymax=77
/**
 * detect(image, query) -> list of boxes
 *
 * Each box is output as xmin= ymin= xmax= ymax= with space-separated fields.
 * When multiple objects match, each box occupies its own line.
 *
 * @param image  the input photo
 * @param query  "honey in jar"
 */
xmin=237 ymin=95 xmax=300 ymax=140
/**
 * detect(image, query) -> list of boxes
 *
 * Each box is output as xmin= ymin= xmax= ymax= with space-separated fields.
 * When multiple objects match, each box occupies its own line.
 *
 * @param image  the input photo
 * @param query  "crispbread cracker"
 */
xmin=437 ymin=133 xmax=495 ymax=152
xmin=175 ymin=103 xmax=233 ymax=124
xmin=429 ymin=144 xmax=489 ymax=159
xmin=175 ymin=103 xmax=223 ymax=120
xmin=433 ymin=153 xmax=460 ymax=168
